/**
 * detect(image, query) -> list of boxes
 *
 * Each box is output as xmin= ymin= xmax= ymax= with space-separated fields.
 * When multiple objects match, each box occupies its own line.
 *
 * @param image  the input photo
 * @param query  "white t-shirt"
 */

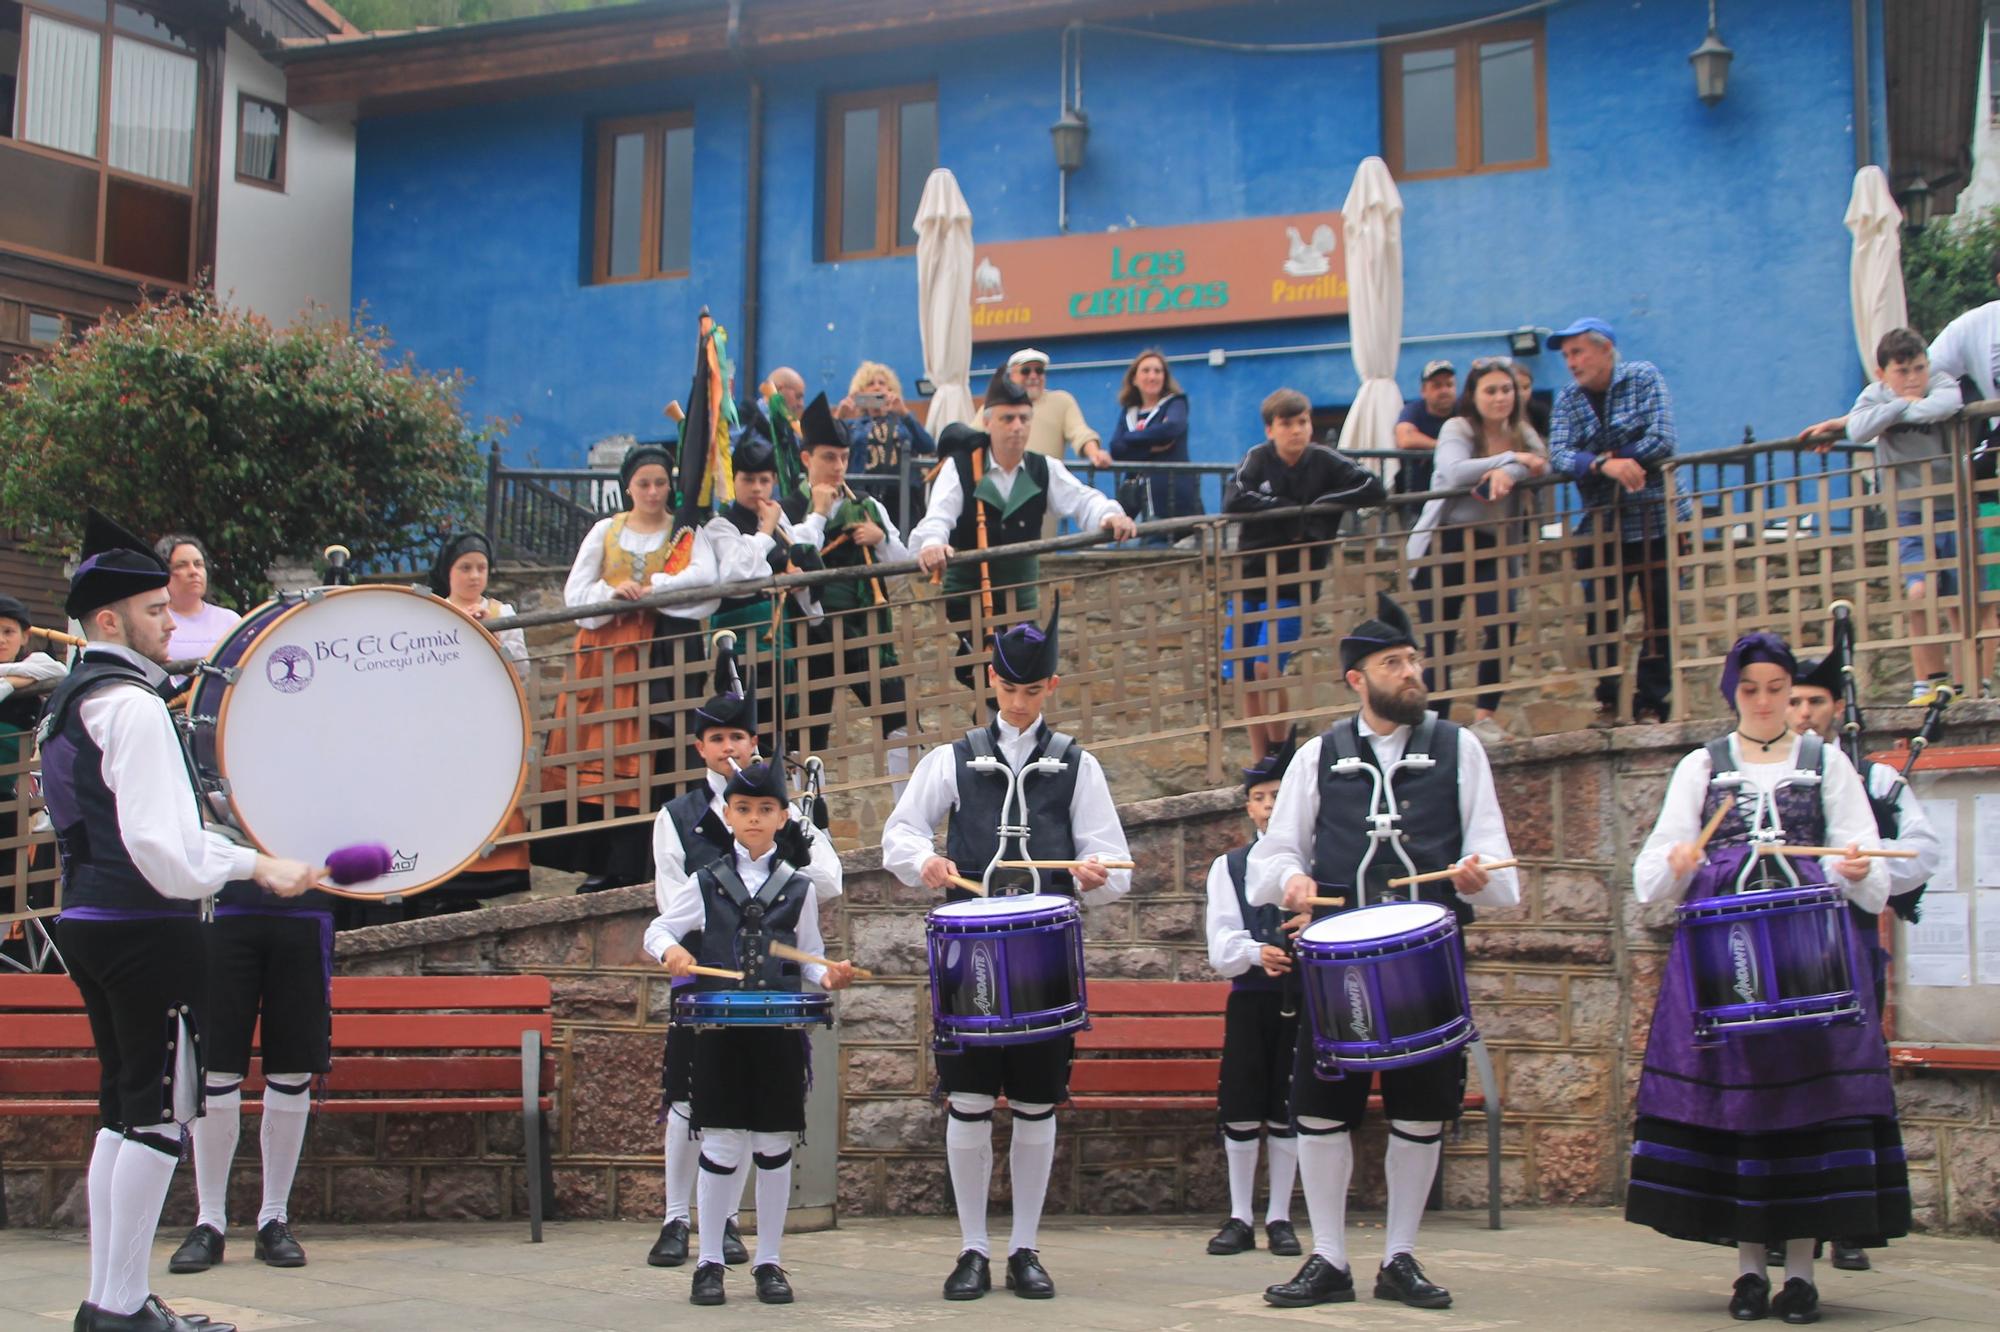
xmin=166 ymin=601 xmax=242 ymax=663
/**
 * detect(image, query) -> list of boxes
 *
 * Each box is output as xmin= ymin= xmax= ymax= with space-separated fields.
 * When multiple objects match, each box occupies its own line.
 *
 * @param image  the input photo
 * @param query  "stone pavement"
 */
xmin=3 ymin=1209 xmax=1996 ymax=1331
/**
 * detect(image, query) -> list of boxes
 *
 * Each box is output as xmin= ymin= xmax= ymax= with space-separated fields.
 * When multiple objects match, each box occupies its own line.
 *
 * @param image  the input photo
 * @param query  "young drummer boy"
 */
xmin=1203 ymin=730 xmax=1304 ymax=1259
xmin=880 ymin=598 xmax=1132 ymax=1301
xmin=645 ymin=654 xmax=841 ymax=1269
xmin=649 ymin=760 xmax=855 ymax=1306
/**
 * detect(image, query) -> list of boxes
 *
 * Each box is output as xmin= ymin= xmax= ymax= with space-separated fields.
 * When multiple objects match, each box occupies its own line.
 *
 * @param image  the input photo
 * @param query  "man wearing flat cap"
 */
xmin=911 ymin=369 xmax=1136 ymax=687
xmin=1245 ymin=593 xmax=1519 ymax=1313
xmin=41 ymin=511 xmax=317 ymax=1332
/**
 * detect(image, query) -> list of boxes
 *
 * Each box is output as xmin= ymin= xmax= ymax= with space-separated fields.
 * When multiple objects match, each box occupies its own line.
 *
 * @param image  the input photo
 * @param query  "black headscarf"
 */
xmin=427 ymin=531 xmax=494 ymax=598
xmin=619 ymin=444 xmax=674 ymax=511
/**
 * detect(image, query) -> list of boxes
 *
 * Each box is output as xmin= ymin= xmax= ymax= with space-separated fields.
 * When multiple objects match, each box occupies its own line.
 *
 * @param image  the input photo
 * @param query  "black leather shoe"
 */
xmin=722 ymin=1217 xmax=750 ymax=1266
xmin=943 ymin=1249 xmax=991 ymax=1300
xmin=1005 ymin=1249 xmax=1055 ymax=1299
xmin=85 ymin=1300 xmax=231 ymax=1332
xmin=689 ymin=1261 xmax=727 ymax=1306
xmin=1729 ymin=1272 xmax=1771 ymax=1320
xmin=1206 ymin=1218 xmax=1255 ymax=1255
xmin=254 ymin=1219 xmax=306 ymax=1268
xmin=648 ymin=1218 xmax=690 ymax=1267
xmin=1831 ymin=1242 xmax=1870 ymax=1271
xmin=1766 ymin=1244 xmax=1786 ymax=1268
xmin=752 ymin=1263 xmax=794 ymax=1304
xmin=1265 ymin=1220 xmax=1302 ymax=1256
xmin=167 ymin=1225 xmax=224 ymax=1274
xmin=74 ymin=1303 xmax=91 ymax=1332
xmin=1374 ymin=1253 xmax=1452 ymax=1309
xmin=578 ymin=874 xmax=618 ymax=893
xmin=1771 ymin=1278 xmax=1820 ymax=1325
xmin=1263 ymin=1254 xmax=1356 ymax=1307
xmin=148 ymin=1302 xmax=211 ymax=1328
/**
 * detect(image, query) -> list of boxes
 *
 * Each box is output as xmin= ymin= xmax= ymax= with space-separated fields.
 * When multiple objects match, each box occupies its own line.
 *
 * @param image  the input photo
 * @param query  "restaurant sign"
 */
xmin=969 ymin=211 xmax=1347 ymax=343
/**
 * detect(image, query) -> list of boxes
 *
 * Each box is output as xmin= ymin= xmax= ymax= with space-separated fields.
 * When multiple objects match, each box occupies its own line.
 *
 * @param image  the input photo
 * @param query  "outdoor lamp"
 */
xmin=1508 ymin=326 xmax=1541 ymax=357
xmin=1050 ymin=106 xmax=1089 ymax=173
xmin=1690 ymin=0 xmax=1733 ymax=106
xmin=1898 ymin=176 xmax=1934 ymax=232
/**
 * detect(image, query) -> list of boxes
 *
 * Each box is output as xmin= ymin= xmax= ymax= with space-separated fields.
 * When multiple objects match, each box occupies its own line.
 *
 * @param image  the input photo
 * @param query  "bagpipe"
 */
xmin=1830 ymin=599 xmax=1940 ymax=922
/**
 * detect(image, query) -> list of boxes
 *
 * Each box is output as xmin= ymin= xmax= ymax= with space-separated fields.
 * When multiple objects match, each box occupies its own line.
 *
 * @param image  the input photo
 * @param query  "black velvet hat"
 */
xmin=993 ymin=594 xmax=1061 ymax=684
xmin=0 ymin=595 xmax=30 ymax=632
xmin=724 ymin=759 xmax=789 ymax=804
xmin=798 ymin=392 xmax=844 ymax=451
xmin=1242 ymin=726 xmax=1300 ymax=793
xmin=732 ymin=435 xmax=778 ymax=477
xmin=1793 ymin=647 xmax=1844 ymax=696
xmin=983 ymin=366 xmax=1032 ymax=410
xmin=65 ymin=510 xmax=170 ymax=619
xmin=694 ymin=635 xmax=758 ymax=735
xmin=1338 ymin=592 xmax=1419 ymax=673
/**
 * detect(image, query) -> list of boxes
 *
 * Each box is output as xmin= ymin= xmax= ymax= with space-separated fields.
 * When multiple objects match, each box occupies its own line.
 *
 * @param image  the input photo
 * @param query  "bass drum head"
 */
xmin=204 ymin=585 xmax=529 ymax=899
xmin=1303 ymin=900 xmax=1450 ymax=945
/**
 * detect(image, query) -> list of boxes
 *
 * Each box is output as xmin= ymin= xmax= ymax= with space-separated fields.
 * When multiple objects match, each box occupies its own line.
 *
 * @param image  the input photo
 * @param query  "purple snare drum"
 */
xmin=926 ymin=894 xmax=1088 ymax=1050
xmin=1296 ymin=902 xmax=1473 ymax=1078
xmin=1677 ymin=884 xmax=1860 ymax=1043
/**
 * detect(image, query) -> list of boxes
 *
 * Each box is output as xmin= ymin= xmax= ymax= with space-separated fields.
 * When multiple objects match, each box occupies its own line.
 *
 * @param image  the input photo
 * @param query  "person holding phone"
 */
xmin=835 ymin=361 xmax=934 ymax=529
xmin=1404 ymin=359 xmax=1547 ymax=742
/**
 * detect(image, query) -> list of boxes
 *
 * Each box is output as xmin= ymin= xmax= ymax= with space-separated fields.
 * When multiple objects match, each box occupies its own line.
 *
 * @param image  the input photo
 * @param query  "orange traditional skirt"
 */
xmin=540 ymin=611 xmax=658 ymax=811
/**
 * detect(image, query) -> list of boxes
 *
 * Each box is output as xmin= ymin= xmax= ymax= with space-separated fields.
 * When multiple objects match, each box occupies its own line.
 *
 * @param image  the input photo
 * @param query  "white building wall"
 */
xmin=1962 ymin=17 xmax=2000 ymax=217
xmin=213 ymin=31 xmax=354 ymax=324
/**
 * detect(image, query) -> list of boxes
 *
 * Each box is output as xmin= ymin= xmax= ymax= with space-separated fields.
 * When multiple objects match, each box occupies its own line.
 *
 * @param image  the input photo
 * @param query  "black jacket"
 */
xmin=1223 ymin=441 xmax=1385 ymax=578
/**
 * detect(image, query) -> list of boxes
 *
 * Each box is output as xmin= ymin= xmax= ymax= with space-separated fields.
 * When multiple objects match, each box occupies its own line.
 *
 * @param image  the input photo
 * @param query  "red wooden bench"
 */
xmin=1071 ymin=980 xmax=1503 ymax=1229
xmin=0 ymin=973 xmax=558 ymax=1240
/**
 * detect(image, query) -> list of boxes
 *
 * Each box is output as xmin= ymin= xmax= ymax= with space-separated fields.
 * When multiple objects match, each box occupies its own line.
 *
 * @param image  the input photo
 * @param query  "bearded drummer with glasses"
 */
xmin=880 ymin=597 xmax=1131 ymax=1303
xmin=1247 ymin=593 xmax=1520 ymax=1312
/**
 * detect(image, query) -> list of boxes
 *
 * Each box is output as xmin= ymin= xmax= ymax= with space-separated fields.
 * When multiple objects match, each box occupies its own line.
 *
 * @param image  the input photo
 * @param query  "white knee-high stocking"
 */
xmin=1005 ymin=1103 xmax=1057 ymax=1255
xmin=1383 ymin=1120 xmax=1444 ymax=1264
xmin=1295 ymin=1118 xmax=1353 ymax=1269
xmin=258 ymin=1075 xmax=313 ymax=1226
xmin=944 ymin=1094 xmax=995 ymax=1256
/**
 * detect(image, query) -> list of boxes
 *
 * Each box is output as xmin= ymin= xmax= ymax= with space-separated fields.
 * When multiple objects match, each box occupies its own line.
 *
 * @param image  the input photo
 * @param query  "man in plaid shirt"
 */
xmin=1546 ymin=318 xmax=1681 ymax=722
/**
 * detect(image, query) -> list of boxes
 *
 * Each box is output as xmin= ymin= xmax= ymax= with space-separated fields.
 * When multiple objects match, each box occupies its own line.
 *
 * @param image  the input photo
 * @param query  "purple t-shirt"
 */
xmin=166 ymin=601 xmax=242 ymax=663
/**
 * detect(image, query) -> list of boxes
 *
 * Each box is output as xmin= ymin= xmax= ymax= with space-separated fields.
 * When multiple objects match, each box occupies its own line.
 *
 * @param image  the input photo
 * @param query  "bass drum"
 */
xmin=186 ymin=584 xmax=530 ymax=900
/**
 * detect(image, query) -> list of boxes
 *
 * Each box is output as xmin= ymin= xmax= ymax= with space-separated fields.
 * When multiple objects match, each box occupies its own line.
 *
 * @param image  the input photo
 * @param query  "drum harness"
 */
xmin=965 ymin=727 xmax=1073 ymax=897
xmin=1705 ymin=733 xmax=1824 ymax=895
xmin=1327 ymin=720 xmax=1438 ymax=906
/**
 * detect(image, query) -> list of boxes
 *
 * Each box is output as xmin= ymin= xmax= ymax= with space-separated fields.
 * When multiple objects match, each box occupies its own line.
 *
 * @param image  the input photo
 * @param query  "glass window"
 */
xmin=824 ymin=85 xmax=937 ymax=261
xmin=112 ymin=2 xmax=187 ymax=51
xmin=592 ymin=112 xmax=693 ymax=284
xmin=1478 ymin=37 xmax=1538 ymax=165
xmin=19 ymin=13 xmax=100 ymax=159
xmin=1386 ymin=20 xmax=1545 ymax=178
xmin=108 ymin=35 xmax=196 ymax=185
xmin=237 ymin=95 xmax=283 ymax=184
xmin=27 ymin=310 xmax=64 ymax=345
xmin=1399 ymin=48 xmax=1457 ymax=176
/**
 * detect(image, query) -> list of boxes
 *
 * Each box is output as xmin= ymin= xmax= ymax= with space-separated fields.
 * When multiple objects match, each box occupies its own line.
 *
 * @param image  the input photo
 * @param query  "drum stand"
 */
xmin=969 ymin=749 xmax=1070 ymax=896
xmin=1328 ymin=752 xmax=1433 ymax=905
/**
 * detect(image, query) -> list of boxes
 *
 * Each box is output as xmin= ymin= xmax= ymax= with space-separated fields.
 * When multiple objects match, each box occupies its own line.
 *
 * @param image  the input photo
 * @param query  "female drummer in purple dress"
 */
xmin=1628 ymin=632 xmax=1908 ymax=1325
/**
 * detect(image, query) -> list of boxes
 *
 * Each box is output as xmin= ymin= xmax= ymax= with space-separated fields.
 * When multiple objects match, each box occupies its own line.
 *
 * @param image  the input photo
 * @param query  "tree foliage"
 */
xmin=328 ymin=0 xmax=625 ymax=33
xmin=0 ymin=291 xmax=493 ymax=608
xmin=1903 ymin=207 xmax=2000 ymax=341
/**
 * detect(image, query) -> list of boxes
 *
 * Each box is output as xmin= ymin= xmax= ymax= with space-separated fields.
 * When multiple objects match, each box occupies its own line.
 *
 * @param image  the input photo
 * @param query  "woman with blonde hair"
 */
xmin=836 ymin=360 xmax=933 ymax=527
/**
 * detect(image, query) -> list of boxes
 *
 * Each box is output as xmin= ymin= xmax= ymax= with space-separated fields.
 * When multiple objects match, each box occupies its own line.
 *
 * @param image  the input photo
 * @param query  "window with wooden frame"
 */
xmin=0 ymin=0 xmax=206 ymax=285
xmin=236 ymin=92 xmax=285 ymax=190
xmin=823 ymin=84 xmax=936 ymax=261
xmin=1383 ymin=19 xmax=1546 ymax=180
xmin=592 ymin=111 xmax=693 ymax=284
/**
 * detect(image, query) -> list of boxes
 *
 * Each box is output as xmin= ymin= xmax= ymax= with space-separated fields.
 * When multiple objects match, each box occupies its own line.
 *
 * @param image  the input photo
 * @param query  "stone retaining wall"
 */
xmin=5 ymin=713 xmax=2000 ymax=1233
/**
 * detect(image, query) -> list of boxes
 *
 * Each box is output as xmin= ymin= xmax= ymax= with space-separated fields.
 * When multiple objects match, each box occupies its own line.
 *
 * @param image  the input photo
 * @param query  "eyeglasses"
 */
xmin=1015 ymin=365 xmax=1047 ymax=376
xmin=1470 ymin=356 xmax=1515 ymax=370
xmin=1367 ymin=653 xmax=1426 ymax=676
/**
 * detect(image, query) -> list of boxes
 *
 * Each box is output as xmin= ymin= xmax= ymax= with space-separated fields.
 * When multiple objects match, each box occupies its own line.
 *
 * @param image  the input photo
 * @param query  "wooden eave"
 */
xmin=281 ymin=0 xmax=1254 ymax=118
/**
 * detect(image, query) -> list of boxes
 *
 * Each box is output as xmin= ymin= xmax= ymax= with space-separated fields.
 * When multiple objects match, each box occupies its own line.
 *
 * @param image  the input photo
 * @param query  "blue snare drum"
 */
xmin=1296 ymin=901 xmax=1474 ymax=1077
xmin=673 ymin=990 xmax=832 ymax=1029
xmin=926 ymin=894 xmax=1089 ymax=1050
xmin=1677 ymin=884 xmax=1861 ymax=1043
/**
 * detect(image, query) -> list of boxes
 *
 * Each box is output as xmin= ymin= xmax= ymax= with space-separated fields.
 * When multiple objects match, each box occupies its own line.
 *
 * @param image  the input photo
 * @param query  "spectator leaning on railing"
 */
xmin=836 ymin=361 xmax=934 ymax=530
xmin=1802 ymin=328 xmax=1987 ymax=698
xmin=1546 ymin=317 xmax=1681 ymax=724
xmin=1925 ymin=247 xmax=2000 ymax=630
xmin=1222 ymin=388 xmax=1387 ymax=762
xmin=1108 ymin=348 xmax=1198 ymax=545
xmin=1392 ymin=358 xmax=1457 ymax=498
xmin=1406 ymin=359 xmax=1548 ymax=741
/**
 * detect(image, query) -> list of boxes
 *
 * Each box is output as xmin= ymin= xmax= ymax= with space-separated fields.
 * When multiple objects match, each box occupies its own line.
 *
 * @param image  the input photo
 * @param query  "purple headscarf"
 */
xmin=1719 ymin=631 xmax=1796 ymax=708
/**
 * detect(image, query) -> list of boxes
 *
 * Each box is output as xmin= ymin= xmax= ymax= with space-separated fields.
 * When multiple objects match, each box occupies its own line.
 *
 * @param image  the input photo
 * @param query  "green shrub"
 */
xmin=1903 ymin=206 xmax=2000 ymax=341
xmin=0 ymin=290 xmax=494 ymax=608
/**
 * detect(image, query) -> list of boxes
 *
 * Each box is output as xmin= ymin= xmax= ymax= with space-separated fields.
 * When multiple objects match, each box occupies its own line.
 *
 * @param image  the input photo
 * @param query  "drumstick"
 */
xmin=682 ymin=964 xmax=744 ymax=980
xmin=1386 ymin=858 xmax=1518 ymax=888
xmin=1692 ymin=801 xmax=1732 ymax=855
xmin=992 ymin=859 xmax=1136 ymax=871
xmin=28 ymin=625 xmax=87 ymax=649
xmin=1754 ymin=844 xmax=1918 ymax=859
xmin=767 ymin=939 xmax=874 ymax=980
xmin=1304 ymin=895 xmax=1349 ymax=908
xmin=946 ymin=873 xmax=988 ymax=896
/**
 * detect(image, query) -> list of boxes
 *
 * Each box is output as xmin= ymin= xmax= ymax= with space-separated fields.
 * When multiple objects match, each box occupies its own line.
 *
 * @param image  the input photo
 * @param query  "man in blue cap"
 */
xmin=1544 ymin=318 xmax=1682 ymax=723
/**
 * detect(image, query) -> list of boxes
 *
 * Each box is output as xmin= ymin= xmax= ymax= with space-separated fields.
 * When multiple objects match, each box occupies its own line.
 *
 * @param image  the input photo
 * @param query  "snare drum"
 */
xmin=1296 ymin=902 xmax=1474 ymax=1076
xmin=1676 ymin=884 xmax=1861 ymax=1042
xmin=927 ymin=894 xmax=1088 ymax=1050
xmin=673 ymin=990 xmax=832 ymax=1029
xmin=186 ymin=585 xmax=529 ymax=901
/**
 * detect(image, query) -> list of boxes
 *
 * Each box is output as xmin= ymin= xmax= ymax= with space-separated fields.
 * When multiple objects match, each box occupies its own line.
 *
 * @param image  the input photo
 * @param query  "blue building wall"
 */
xmin=350 ymin=0 xmax=1889 ymax=475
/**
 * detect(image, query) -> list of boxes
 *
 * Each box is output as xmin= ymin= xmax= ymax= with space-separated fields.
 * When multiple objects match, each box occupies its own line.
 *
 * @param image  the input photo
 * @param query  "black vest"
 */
xmin=666 ymin=780 xmax=731 ymax=955
xmin=1313 ymin=714 xmax=1468 ymax=924
xmin=1859 ymin=759 xmax=1925 ymax=927
xmin=1226 ymin=842 xmax=1285 ymax=991
xmin=693 ymin=855 xmax=811 ymax=991
xmin=37 ymin=652 xmax=201 ymax=915
xmin=948 ymin=449 xmax=1050 ymax=554
xmin=943 ymin=722 xmax=1081 ymax=901
xmin=717 ymin=502 xmax=785 ymax=616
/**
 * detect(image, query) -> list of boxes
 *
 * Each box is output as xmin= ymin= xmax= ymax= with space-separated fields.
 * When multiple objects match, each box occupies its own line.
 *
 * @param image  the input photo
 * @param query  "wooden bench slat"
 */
xmin=1068 ymin=1095 xmax=1212 ymax=1111
xmin=0 ymin=975 xmax=87 ymax=1007
xmin=0 ymin=1096 xmax=552 ymax=1117
xmin=1074 ymin=1016 xmax=1224 ymax=1050
xmin=1087 ymin=980 xmax=1230 ymax=1013
xmin=0 ymin=1055 xmax=557 ymax=1099
xmin=0 ymin=1058 xmax=100 ymax=1093
xmin=331 ymin=1014 xmax=553 ymax=1047
xmin=1069 ymin=1058 xmax=1219 ymax=1093
xmin=3 ymin=1015 xmax=97 ymax=1047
